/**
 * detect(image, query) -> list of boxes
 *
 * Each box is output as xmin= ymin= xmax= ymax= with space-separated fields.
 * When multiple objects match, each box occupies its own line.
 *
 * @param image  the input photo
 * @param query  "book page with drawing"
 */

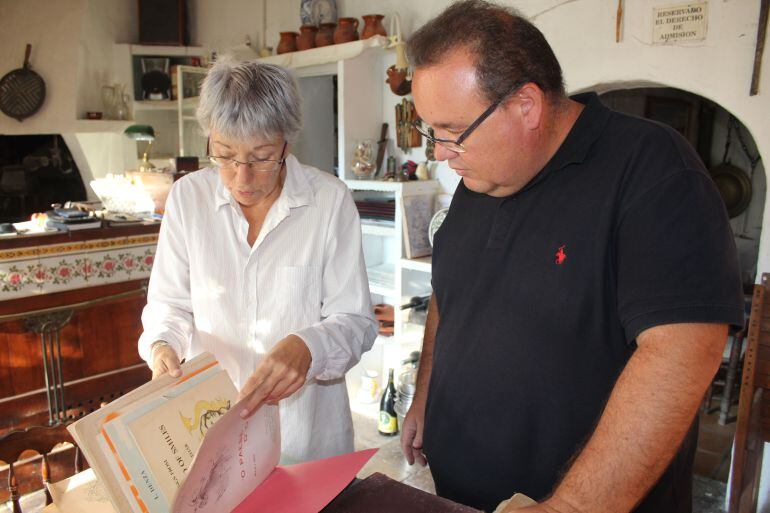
xmin=124 ymin=370 xmax=236 ymax=503
xmin=68 ymin=353 xmax=271 ymax=513
xmin=101 ymin=361 xmax=238 ymax=512
xmin=171 ymin=396 xmax=280 ymax=513
xmin=48 ymin=469 xmax=114 ymax=513
xmin=64 ymin=351 xmax=372 ymax=513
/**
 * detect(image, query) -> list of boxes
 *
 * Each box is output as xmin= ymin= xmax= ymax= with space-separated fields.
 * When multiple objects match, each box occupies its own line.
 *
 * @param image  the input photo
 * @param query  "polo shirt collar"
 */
xmin=519 ymin=92 xmax=611 ymax=194
xmin=542 ymin=92 xmax=611 ymax=174
xmin=213 ymin=153 xmax=314 ymax=211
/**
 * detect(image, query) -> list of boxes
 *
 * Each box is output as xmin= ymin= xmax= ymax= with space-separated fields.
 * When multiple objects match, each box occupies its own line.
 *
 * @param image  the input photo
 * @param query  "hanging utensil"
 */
xmin=0 ymin=44 xmax=46 ymax=122
xmin=386 ymin=14 xmax=412 ymax=96
xmin=750 ymin=0 xmax=769 ymax=95
xmin=375 ymin=123 xmax=389 ymax=176
xmin=710 ymin=116 xmax=753 ymax=219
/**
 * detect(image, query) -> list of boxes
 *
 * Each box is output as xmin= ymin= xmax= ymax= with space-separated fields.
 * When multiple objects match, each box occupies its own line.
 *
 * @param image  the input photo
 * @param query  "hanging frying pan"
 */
xmin=0 ymin=44 xmax=46 ymax=122
xmin=710 ymin=163 xmax=752 ymax=218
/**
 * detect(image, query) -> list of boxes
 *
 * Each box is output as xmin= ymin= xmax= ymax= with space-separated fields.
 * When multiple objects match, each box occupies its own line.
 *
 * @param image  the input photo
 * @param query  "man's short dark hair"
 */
xmin=408 ymin=0 xmax=566 ymax=103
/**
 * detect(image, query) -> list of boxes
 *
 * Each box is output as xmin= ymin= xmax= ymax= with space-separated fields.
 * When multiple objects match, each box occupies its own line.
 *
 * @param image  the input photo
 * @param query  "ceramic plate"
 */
xmin=428 ymin=208 xmax=449 ymax=247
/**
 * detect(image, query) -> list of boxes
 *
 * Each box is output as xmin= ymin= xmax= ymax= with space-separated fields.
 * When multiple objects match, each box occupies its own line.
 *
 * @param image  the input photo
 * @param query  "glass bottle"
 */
xmin=378 ymin=368 xmax=399 ymax=436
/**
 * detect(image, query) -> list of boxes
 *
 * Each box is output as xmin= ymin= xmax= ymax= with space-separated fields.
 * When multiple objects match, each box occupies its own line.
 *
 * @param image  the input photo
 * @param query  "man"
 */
xmin=399 ymin=2 xmax=744 ymax=512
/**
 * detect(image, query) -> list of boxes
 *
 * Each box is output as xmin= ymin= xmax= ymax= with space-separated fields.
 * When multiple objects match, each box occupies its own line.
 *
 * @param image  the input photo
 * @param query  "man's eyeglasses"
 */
xmin=208 ymin=141 xmax=288 ymax=172
xmin=412 ymin=81 xmax=525 ymax=153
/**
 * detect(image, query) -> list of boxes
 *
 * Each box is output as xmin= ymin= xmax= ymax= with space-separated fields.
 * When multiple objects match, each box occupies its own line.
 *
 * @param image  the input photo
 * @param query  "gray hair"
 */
xmin=196 ymin=55 xmax=302 ymax=143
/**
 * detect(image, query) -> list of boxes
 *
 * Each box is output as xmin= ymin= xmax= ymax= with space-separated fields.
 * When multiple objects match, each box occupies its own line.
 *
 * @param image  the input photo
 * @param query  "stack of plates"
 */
xmin=354 ymin=200 xmax=395 ymax=221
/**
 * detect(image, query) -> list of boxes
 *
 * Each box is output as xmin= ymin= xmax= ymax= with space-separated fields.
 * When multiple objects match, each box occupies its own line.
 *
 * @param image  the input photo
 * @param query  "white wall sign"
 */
xmin=652 ymin=2 xmax=708 ymax=44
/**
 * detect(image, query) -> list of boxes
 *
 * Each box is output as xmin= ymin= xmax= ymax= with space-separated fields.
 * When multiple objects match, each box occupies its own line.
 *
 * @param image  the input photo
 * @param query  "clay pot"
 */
xmin=386 ymin=65 xmax=411 ymax=96
xmin=276 ymin=32 xmax=298 ymax=54
xmin=361 ymin=14 xmax=387 ymax=39
xmin=316 ymin=23 xmax=336 ymax=47
xmin=297 ymin=25 xmax=318 ymax=51
xmin=334 ymin=17 xmax=359 ymax=44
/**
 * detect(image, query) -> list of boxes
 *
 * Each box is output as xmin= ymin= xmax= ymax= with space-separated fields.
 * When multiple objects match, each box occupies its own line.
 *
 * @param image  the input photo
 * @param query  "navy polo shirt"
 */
xmin=424 ymin=93 xmax=744 ymax=513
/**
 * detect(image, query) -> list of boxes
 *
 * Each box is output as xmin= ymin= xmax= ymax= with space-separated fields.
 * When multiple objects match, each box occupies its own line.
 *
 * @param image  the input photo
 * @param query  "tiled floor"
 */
xmin=689 ymin=402 xmax=739 ymax=513
xmin=351 ymin=400 xmax=436 ymax=495
xmin=694 ymin=404 xmax=737 ymax=482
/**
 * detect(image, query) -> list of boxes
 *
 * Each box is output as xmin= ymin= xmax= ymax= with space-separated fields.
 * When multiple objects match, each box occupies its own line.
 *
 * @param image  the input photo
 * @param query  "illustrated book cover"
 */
xmin=65 ymin=352 xmax=376 ymax=513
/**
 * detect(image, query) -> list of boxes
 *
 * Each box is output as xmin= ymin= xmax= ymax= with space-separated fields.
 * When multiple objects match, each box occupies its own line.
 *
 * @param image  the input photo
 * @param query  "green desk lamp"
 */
xmin=124 ymin=124 xmax=156 ymax=172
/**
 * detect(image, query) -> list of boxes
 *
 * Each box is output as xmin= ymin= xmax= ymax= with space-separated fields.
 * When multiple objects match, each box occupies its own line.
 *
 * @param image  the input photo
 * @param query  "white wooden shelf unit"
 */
xmin=263 ymin=39 xmax=441 ymax=393
xmin=112 ymin=44 xmax=209 ymax=161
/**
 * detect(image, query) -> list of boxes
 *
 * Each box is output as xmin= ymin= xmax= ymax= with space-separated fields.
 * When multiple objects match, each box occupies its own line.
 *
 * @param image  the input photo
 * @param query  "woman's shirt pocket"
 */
xmin=274 ymin=265 xmax=323 ymax=332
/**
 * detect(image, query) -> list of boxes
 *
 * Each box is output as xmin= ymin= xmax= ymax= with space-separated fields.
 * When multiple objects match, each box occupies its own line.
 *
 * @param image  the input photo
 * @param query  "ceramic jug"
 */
xmin=334 ymin=17 xmax=359 ymax=44
xmin=361 ymin=14 xmax=387 ymax=39
xmin=101 ymin=85 xmax=117 ymax=119
xmin=277 ymin=32 xmax=298 ymax=54
xmin=102 ymin=83 xmax=130 ymax=120
xmin=316 ymin=23 xmax=336 ymax=47
xmin=297 ymin=25 xmax=318 ymax=51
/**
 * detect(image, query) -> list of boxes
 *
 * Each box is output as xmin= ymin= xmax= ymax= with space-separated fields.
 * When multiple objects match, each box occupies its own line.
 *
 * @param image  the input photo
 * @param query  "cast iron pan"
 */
xmin=0 ymin=44 xmax=46 ymax=122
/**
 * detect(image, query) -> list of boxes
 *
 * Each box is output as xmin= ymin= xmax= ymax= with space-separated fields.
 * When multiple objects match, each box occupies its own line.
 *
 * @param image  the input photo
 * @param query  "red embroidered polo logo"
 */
xmin=555 ymin=245 xmax=567 ymax=265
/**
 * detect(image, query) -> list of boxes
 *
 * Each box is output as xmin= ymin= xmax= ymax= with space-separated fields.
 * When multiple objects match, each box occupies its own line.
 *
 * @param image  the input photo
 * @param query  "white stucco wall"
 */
xmin=189 ymin=0 xmax=266 ymax=57
xmin=0 ymin=0 xmax=86 ymax=134
xmin=252 ymin=0 xmax=769 ymax=279
xmin=0 ymin=0 xmax=137 ymax=133
xmin=76 ymin=0 xmax=137 ymax=117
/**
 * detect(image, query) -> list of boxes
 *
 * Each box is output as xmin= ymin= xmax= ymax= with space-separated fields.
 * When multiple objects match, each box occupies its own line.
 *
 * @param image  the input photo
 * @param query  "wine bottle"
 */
xmin=378 ymin=368 xmax=399 ymax=436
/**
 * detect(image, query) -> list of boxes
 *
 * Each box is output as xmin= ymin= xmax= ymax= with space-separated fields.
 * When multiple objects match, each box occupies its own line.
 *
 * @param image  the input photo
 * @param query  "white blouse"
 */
xmin=138 ymin=155 xmax=377 ymax=462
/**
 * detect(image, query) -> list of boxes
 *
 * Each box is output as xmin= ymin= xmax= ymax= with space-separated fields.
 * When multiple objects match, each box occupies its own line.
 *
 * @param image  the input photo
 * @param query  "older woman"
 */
xmin=138 ymin=56 xmax=377 ymax=462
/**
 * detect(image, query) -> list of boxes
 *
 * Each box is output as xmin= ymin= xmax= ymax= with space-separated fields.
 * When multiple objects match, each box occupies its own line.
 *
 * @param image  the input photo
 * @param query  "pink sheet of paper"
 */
xmin=232 ymin=448 xmax=378 ymax=513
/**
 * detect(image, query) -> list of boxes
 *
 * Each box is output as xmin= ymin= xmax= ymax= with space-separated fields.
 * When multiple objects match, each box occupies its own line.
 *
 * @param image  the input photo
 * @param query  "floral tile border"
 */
xmin=0 ymin=240 xmax=156 ymax=300
xmin=0 ymin=234 xmax=159 ymax=263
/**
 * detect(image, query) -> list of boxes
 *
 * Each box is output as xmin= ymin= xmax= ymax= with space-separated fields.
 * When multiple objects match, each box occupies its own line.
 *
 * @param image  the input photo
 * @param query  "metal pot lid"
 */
xmin=709 ymin=163 xmax=752 ymax=218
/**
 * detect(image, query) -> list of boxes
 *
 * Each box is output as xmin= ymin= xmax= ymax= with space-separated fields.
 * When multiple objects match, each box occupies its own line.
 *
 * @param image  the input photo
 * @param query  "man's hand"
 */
xmin=400 ymin=399 xmax=428 ymax=466
xmin=494 ymin=493 xmax=540 ymax=513
xmin=499 ymin=503 xmax=551 ymax=513
xmin=237 ymin=334 xmax=312 ymax=418
xmin=150 ymin=342 xmax=182 ymax=379
xmin=400 ymin=294 xmax=438 ymax=467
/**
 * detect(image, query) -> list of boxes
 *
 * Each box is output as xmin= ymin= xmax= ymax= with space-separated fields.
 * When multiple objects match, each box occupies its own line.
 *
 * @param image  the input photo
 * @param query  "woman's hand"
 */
xmin=237 ymin=335 xmax=312 ymax=418
xmin=150 ymin=342 xmax=182 ymax=379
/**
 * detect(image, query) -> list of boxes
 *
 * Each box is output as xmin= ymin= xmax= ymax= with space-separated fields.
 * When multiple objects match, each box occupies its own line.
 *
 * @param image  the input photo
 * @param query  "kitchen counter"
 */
xmin=0 ymin=223 xmax=159 ymax=250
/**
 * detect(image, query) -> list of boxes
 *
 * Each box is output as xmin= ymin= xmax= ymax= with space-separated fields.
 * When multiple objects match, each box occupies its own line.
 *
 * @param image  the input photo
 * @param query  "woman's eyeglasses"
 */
xmin=208 ymin=142 xmax=288 ymax=172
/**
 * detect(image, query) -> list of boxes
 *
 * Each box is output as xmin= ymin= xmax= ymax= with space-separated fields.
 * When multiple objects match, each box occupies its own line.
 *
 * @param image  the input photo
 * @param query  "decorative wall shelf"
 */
xmin=256 ymin=36 xmax=388 ymax=71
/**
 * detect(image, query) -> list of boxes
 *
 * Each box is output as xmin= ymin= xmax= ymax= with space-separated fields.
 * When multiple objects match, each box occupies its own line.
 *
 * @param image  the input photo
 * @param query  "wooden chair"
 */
xmin=0 ymin=423 xmax=83 ymax=513
xmin=729 ymin=274 xmax=770 ymax=512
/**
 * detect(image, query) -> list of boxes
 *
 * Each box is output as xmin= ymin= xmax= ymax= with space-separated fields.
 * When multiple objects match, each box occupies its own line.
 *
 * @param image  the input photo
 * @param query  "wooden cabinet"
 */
xmin=0 ymin=225 xmax=160 ymax=434
xmin=0 ymin=283 xmax=152 ymax=433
